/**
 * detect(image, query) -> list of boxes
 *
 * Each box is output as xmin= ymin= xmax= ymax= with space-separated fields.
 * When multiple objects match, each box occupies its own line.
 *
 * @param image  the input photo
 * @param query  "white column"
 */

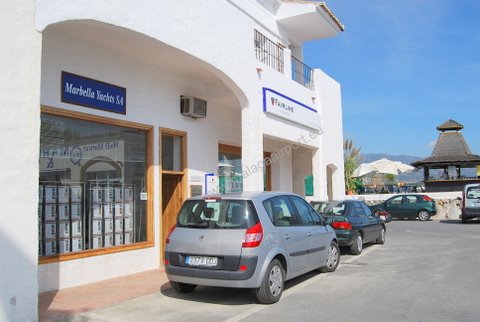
xmin=312 ymin=148 xmax=327 ymax=200
xmin=241 ymin=104 xmax=264 ymax=191
xmin=0 ymin=1 xmax=42 ymax=321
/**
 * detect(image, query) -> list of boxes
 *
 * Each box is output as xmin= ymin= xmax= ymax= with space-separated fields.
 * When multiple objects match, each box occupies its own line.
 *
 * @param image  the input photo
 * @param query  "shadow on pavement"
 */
xmin=439 ymin=219 xmax=480 ymax=224
xmin=160 ymin=268 xmax=332 ymax=305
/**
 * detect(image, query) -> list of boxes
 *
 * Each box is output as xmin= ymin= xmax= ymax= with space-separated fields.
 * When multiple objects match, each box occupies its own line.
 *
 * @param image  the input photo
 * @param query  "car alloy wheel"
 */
xmin=256 ymin=259 xmax=284 ymax=304
xmin=418 ymin=210 xmax=430 ymax=221
xmin=376 ymin=227 xmax=386 ymax=244
xmin=320 ymin=241 xmax=340 ymax=273
xmin=350 ymin=233 xmax=363 ymax=255
xmin=269 ymin=265 xmax=282 ymax=296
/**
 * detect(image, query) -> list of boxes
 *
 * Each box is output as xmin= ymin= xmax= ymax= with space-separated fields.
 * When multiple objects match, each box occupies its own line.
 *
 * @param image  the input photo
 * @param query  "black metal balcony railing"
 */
xmin=254 ymin=29 xmax=284 ymax=73
xmin=291 ymin=56 xmax=314 ymax=90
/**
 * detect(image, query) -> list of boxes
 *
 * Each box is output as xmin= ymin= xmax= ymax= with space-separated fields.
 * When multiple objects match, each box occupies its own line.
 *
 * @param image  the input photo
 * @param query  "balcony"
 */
xmin=254 ymin=29 xmax=284 ymax=74
xmin=291 ymin=55 xmax=314 ymax=90
xmin=254 ymin=29 xmax=314 ymax=90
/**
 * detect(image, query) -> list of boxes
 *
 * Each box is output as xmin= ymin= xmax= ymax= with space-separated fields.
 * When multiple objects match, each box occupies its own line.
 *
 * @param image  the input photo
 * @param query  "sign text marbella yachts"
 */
xmin=61 ymin=71 xmax=127 ymax=114
xmin=262 ymin=87 xmax=321 ymax=130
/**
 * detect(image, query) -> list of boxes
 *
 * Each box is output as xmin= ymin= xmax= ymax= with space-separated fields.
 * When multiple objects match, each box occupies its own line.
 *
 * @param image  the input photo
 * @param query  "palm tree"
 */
xmin=344 ymin=139 xmax=361 ymax=193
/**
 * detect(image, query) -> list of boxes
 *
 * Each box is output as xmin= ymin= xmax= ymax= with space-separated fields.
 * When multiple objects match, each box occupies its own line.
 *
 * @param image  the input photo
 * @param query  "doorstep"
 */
xmin=39 ymin=268 xmax=169 ymax=322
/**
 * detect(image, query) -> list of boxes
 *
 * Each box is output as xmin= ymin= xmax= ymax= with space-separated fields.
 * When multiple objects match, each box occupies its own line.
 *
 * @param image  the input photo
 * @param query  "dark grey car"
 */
xmin=165 ymin=192 xmax=339 ymax=304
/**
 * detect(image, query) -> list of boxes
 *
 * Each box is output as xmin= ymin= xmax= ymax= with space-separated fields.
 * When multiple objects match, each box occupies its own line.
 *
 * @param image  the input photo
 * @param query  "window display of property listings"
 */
xmin=38 ymin=113 xmax=148 ymax=257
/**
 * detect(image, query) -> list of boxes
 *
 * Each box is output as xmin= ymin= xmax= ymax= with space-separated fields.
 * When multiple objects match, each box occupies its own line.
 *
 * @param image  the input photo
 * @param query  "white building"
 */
xmin=0 ymin=0 xmax=345 ymax=320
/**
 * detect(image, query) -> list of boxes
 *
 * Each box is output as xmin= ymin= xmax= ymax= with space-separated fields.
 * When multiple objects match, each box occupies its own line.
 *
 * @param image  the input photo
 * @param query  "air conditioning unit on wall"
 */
xmin=180 ymin=96 xmax=207 ymax=118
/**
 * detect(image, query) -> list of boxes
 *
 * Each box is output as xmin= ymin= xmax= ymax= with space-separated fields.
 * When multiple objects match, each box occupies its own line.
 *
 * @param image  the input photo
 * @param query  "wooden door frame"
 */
xmin=160 ymin=128 xmax=187 ymax=265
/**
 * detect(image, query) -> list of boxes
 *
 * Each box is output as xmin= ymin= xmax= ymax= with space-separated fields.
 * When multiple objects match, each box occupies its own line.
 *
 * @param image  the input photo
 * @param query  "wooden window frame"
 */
xmin=160 ymin=128 xmax=188 ymax=176
xmin=39 ymin=106 xmax=154 ymax=264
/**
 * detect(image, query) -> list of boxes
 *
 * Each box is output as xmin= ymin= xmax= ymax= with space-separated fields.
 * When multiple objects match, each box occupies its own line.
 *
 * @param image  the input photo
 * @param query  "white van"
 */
xmin=461 ymin=183 xmax=480 ymax=223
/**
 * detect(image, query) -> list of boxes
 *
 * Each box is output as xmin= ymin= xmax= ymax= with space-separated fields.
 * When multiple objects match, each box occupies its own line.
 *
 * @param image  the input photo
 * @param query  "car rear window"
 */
xmin=321 ymin=202 xmax=346 ymax=216
xmin=176 ymin=199 xmax=258 ymax=229
xmin=466 ymin=186 xmax=480 ymax=199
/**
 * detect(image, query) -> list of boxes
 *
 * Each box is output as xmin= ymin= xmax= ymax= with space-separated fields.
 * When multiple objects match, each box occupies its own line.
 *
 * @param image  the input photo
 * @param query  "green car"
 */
xmin=369 ymin=194 xmax=436 ymax=221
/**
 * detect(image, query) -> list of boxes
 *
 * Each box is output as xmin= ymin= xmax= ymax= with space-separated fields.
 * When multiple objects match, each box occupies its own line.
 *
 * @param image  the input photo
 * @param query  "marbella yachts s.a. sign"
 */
xmin=262 ymin=87 xmax=321 ymax=130
xmin=61 ymin=71 xmax=126 ymax=114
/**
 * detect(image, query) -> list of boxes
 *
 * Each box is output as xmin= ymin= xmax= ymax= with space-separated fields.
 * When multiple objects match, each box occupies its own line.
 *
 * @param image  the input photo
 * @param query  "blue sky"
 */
xmin=304 ymin=0 xmax=480 ymax=158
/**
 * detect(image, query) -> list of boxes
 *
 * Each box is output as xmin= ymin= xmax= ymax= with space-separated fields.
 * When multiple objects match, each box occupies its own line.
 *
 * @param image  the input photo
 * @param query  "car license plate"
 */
xmin=185 ymin=256 xmax=218 ymax=267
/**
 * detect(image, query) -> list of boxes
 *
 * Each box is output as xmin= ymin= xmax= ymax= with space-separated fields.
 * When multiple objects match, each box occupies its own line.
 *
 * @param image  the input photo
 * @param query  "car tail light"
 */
xmin=462 ymin=191 xmax=465 ymax=210
xmin=242 ymin=222 xmax=263 ymax=248
xmin=422 ymin=195 xmax=433 ymax=202
xmin=165 ymin=225 xmax=176 ymax=244
xmin=331 ymin=221 xmax=352 ymax=230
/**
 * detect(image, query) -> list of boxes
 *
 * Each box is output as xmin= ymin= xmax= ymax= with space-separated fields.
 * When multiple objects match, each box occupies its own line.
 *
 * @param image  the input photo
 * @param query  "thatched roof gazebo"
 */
xmin=412 ymin=120 xmax=480 ymax=192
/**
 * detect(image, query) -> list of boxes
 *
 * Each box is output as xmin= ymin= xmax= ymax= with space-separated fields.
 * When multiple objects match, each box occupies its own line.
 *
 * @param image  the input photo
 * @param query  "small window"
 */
xmin=466 ymin=187 xmax=480 ymax=199
xmin=263 ymin=196 xmax=297 ymax=226
xmin=360 ymin=203 xmax=373 ymax=216
xmin=323 ymin=202 xmax=346 ymax=216
xmin=290 ymin=196 xmax=316 ymax=226
xmin=390 ymin=196 xmax=403 ymax=205
xmin=162 ymin=135 xmax=182 ymax=171
xmin=406 ymin=196 xmax=417 ymax=204
xmin=177 ymin=199 xmax=257 ymax=229
xmin=354 ymin=203 xmax=366 ymax=217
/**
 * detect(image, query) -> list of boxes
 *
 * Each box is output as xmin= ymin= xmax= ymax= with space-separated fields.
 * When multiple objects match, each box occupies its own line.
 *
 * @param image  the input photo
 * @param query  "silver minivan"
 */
xmin=165 ymin=192 xmax=339 ymax=304
xmin=462 ymin=183 xmax=480 ymax=223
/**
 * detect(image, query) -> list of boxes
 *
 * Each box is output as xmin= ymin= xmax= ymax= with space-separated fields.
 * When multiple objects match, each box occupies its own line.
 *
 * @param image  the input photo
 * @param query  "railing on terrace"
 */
xmin=254 ymin=29 xmax=284 ymax=73
xmin=291 ymin=56 xmax=314 ymax=90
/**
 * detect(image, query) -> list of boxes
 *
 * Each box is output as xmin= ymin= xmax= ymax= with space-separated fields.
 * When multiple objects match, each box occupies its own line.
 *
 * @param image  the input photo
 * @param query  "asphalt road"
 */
xmin=76 ymin=220 xmax=480 ymax=322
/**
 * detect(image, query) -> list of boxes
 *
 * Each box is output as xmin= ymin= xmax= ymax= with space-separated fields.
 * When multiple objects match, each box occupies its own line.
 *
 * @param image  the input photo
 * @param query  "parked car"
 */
xmin=312 ymin=200 xmax=391 ymax=222
xmin=369 ymin=194 xmax=436 ymax=221
xmin=461 ymin=183 xmax=480 ymax=223
xmin=314 ymin=200 xmax=386 ymax=255
xmin=165 ymin=192 xmax=340 ymax=304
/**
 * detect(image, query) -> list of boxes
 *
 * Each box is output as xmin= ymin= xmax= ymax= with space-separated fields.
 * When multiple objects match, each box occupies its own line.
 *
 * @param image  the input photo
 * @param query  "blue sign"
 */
xmin=61 ymin=71 xmax=126 ymax=114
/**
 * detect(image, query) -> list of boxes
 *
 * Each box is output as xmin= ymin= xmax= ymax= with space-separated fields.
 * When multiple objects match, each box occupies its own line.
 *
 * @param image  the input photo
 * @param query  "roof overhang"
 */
xmin=276 ymin=1 xmax=344 ymax=42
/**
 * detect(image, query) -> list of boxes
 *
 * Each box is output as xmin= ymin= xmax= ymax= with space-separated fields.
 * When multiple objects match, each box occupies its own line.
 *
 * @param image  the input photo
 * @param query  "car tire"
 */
xmin=418 ymin=210 xmax=431 ymax=221
xmin=461 ymin=215 xmax=468 ymax=223
xmin=350 ymin=232 xmax=363 ymax=255
xmin=170 ymin=281 xmax=197 ymax=293
xmin=376 ymin=226 xmax=386 ymax=244
xmin=319 ymin=241 xmax=340 ymax=273
xmin=256 ymin=259 xmax=284 ymax=304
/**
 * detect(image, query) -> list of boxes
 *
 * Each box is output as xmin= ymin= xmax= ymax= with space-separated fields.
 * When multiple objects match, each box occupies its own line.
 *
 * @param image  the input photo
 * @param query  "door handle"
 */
xmin=283 ymin=234 xmax=291 ymax=240
xmin=307 ymin=232 xmax=312 ymax=237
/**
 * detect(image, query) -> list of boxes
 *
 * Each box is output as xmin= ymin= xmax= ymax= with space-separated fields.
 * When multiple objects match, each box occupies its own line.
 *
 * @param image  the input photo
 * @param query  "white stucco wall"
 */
xmin=20 ymin=0 xmax=343 ymax=295
xmin=315 ymin=68 xmax=345 ymax=200
xmin=0 ymin=1 xmax=41 ymax=321
xmin=38 ymin=27 xmax=244 ymax=292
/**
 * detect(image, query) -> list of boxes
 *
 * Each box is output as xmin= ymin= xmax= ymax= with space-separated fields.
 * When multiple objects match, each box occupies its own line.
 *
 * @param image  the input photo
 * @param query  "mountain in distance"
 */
xmin=360 ymin=153 xmax=423 ymax=183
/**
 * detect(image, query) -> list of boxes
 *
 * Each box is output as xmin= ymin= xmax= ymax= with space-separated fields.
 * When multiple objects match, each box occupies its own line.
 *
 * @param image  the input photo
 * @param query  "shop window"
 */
xmin=38 ymin=109 xmax=152 ymax=261
xmin=218 ymin=144 xmax=243 ymax=193
xmin=218 ymin=145 xmax=271 ymax=193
